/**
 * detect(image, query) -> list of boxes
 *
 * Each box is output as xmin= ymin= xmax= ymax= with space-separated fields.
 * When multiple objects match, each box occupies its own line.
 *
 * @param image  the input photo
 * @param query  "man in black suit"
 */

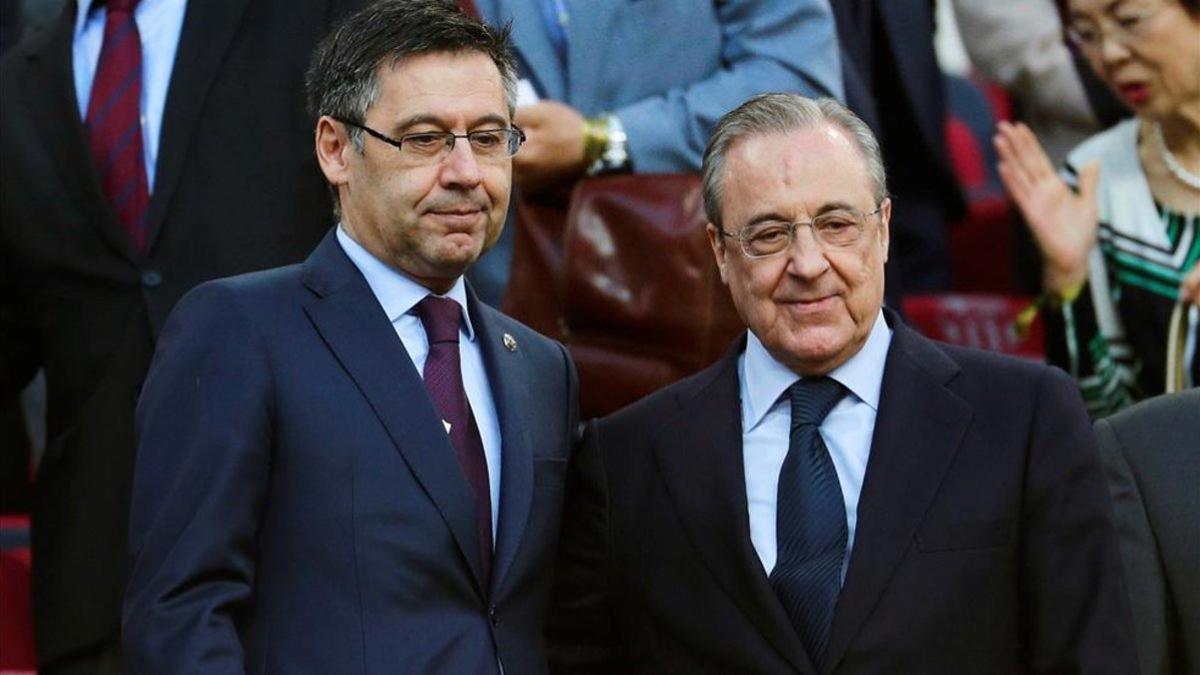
xmin=1097 ymin=389 xmax=1200 ymax=675
xmin=0 ymin=0 xmax=361 ymax=671
xmin=550 ymin=93 xmax=1136 ymax=673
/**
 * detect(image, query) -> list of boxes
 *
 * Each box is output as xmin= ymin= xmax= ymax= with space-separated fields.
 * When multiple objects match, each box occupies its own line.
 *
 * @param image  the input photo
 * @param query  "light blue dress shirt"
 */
xmin=337 ymin=226 xmax=503 ymax=541
xmin=739 ymin=311 xmax=892 ymax=579
xmin=73 ymin=0 xmax=188 ymax=191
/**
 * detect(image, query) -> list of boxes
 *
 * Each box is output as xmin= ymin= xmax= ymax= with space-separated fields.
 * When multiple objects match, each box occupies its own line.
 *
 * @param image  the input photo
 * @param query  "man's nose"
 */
xmin=785 ymin=225 xmax=831 ymax=279
xmin=439 ymin=138 xmax=484 ymax=188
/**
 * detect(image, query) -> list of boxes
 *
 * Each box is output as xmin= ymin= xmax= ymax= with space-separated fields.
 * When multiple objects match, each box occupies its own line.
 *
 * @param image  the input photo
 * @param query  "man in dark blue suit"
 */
xmin=549 ymin=94 xmax=1135 ymax=673
xmin=122 ymin=3 xmax=578 ymax=672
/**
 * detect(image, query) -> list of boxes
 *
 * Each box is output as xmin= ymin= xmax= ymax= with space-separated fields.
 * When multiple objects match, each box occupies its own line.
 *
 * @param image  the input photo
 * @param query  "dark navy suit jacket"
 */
xmin=550 ymin=310 xmax=1136 ymax=674
xmin=123 ymin=232 xmax=579 ymax=673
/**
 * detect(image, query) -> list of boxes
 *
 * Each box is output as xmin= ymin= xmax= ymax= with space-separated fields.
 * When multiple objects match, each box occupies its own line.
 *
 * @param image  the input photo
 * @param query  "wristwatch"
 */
xmin=582 ymin=113 xmax=630 ymax=175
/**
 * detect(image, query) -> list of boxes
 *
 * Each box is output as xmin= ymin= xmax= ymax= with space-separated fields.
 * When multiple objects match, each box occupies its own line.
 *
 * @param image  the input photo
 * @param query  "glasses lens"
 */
xmin=813 ymin=212 xmax=864 ymax=247
xmin=468 ymin=130 xmax=513 ymax=158
xmin=743 ymin=223 xmax=792 ymax=257
xmin=403 ymin=133 xmax=451 ymax=158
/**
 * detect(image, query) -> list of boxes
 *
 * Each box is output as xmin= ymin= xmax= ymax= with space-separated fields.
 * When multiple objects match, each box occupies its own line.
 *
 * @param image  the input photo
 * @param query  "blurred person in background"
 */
xmin=832 ymin=0 xmax=966 ymax=297
xmin=467 ymin=0 xmax=844 ymax=306
xmin=0 ymin=0 xmax=362 ymax=671
xmin=995 ymin=0 xmax=1200 ymax=417
xmin=952 ymin=0 xmax=1104 ymax=166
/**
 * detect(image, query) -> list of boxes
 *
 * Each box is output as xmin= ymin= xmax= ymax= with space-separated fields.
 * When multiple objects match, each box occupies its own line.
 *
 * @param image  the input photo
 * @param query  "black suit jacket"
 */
xmin=1096 ymin=389 xmax=1200 ymax=675
xmin=0 ymin=0 xmax=362 ymax=662
xmin=551 ymin=311 xmax=1137 ymax=673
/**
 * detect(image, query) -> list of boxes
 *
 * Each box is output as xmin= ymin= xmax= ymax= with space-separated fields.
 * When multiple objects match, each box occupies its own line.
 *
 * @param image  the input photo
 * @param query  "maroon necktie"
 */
xmin=416 ymin=296 xmax=492 ymax=579
xmin=85 ymin=0 xmax=150 ymax=250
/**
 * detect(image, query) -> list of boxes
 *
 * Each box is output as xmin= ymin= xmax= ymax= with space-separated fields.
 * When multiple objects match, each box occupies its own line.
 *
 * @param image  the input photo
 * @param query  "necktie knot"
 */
xmin=106 ymin=0 xmax=141 ymax=14
xmin=789 ymin=377 xmax=846 ymax=428
xmin=416 ymin=296 xmax=463 ymax=345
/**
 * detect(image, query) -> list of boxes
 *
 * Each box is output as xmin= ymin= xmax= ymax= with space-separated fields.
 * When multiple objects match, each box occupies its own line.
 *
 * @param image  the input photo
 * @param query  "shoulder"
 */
xmin=163 ymin=264 xmax=306 ymax=339
xmin=1096 ymin=389 xmax=1200 ymax=457
xmin=596 ymin=348 xmax=738 ymax=436
xmin=1064 ymin=118 xmax=1139 ymax=175
xmin=897 ymin=326 xmax=1077 ymax=411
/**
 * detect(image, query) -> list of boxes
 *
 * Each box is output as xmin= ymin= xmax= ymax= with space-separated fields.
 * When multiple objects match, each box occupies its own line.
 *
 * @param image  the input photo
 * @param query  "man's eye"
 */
xmin=818 ymin=218 xmax=856 ymax=232
xmin=750 ymin=227 xmax=789 ymax=243
xmin=470 ymin=131 xmax=503 ymax=148
xmin=1116 ymin=14 xmax=1144 ymax=28
xmin=404 ymin=134 xmax=445 ymax=151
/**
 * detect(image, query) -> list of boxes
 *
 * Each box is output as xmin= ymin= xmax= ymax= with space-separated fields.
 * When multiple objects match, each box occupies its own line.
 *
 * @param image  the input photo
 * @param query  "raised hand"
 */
xmin=994 ymin=120 xmax=1101 ymax=294
xmin=513 ymin=101 xmax=589 ymax=195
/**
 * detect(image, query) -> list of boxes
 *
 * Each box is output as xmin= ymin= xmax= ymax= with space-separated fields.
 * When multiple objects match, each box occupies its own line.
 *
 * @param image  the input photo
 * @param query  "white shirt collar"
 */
xmin=742 ymin=310 xmax=892 ymax=430
xmin=336 ymin=224 xmax=476 ymax=341
xmin=75 ymin=0 xmax=98 ymax=39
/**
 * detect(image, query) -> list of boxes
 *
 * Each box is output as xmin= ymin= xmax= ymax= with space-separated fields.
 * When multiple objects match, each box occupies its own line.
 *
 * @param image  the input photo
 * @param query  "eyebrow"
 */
xmin=1070 ymin=0 xmax=1129 ymax=20
xmin=742 ymin=201 xmax=862 ymax=227
xmin=391 ymin=113 xmax=511 ymax=134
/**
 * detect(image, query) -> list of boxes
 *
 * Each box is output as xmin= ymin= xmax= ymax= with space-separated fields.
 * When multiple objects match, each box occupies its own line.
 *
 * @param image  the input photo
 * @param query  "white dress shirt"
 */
xmin=739 ymin=311 xmax=892 ymax=579
xmin=73 ymin=0 xmax=189 ymax=191
xmin=337 ymin=226 xmax=503 ymax=541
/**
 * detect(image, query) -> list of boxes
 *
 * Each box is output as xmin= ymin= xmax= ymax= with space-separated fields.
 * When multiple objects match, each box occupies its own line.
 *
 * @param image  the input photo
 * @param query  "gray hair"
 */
xmin=701 ymin=94 xmax=889 ymax=226
xmin=306 ymin=0 xmax=518 ymax=216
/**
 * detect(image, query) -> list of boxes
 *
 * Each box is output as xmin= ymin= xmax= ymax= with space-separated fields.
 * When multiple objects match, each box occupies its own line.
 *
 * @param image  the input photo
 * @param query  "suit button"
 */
xmin=487 ymin=604 xmax=498 ymax=627
xmin=141 ymin=270 xmax=163 ymax=288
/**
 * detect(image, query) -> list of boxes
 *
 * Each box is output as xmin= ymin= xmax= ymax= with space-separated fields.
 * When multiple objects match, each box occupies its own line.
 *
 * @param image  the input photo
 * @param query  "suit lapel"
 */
xmin=822 ymin=315 xmax=972 ymax=673
xmin=492 ymin=0 xmax=566 ymax=101
xmin=652 ymin=341 xmax=818 ymax=675
xmin=142 ymin=0 xmax=251 ymax=252
xmin=19 ymin=7 xmax=140 ymax=264
xmin=301 ymin=233 xmax=488 ymax=595
xmin=470 ymin=297 xmax=535 ymax=595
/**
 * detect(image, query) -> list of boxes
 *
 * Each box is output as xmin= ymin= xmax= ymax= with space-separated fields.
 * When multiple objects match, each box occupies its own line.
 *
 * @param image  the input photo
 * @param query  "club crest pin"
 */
xmin=502 ymin=333 xmax=518 ymax=352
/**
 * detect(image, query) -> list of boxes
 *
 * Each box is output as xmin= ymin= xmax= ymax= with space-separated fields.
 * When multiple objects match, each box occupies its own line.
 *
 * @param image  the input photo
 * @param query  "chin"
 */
xmin=771 ymin=331 xmax=853 ymax=374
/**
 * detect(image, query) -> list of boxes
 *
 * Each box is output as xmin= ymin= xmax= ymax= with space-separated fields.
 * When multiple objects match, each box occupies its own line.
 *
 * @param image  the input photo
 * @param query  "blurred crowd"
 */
xmin=1 ymin=0 xmax=1197 ymax=672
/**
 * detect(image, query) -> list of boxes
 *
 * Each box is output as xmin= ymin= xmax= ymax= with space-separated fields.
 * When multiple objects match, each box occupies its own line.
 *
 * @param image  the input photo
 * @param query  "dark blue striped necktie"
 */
xmin=770 ymin=376 xmax=847 ymax=665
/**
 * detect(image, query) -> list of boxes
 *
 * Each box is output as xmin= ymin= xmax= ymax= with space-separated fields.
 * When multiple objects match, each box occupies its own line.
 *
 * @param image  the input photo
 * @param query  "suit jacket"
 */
xmin=477 ymin=0 xmax=842 ymax=174
xmin=123 ymin=231 xmax=579 ymax=673
xmin=1096 ymin=389 xmax=1200 ymax=675
xmin=550 ymin=310 xmax=1136 ymax=673
xmin=0 ymin=0 xmax=365 ymax=663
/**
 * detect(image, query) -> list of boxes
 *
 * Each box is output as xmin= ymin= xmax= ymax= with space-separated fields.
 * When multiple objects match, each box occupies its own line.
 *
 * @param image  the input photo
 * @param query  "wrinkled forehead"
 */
xmin=721 ymin=127 xmax=876 ymax=221
xmin=371 ymin=51 xmax=510 ymax=124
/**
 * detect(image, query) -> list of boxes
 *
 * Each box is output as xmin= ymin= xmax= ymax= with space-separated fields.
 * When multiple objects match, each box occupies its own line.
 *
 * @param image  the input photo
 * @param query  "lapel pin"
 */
xmin=503 ymin=333 xmax=518 ymax=352
xmin=443 ymin=420 xmax=452 ymax=434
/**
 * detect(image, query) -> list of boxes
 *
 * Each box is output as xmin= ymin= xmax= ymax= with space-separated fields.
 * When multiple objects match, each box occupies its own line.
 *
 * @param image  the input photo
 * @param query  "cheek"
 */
xmin=730 ymin=264 xmax=783 ymax=323
xmin=833 ymin=253 xmax=883 ymax=316
xmin=486 ymin=167 xmax=512 ymax=211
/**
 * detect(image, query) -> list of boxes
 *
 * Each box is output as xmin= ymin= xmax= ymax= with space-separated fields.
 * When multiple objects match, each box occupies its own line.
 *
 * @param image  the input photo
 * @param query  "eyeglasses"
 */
xmin=1066 ymin=5 xmax=1161 ymax=52
xmin=335 ymin=118 xmax=525 ymax=162
xmin=719 ymin=206 xmax=883 ymax=259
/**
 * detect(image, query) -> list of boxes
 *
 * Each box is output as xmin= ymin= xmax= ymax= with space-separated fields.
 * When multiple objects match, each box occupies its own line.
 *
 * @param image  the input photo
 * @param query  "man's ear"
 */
xmin=315 ymin=116 xmax=353 ymax=190
xmin=877 ymin=197 xmax=892 ymax=264
xmin=706 ymin=223 xmax=729 ymax=284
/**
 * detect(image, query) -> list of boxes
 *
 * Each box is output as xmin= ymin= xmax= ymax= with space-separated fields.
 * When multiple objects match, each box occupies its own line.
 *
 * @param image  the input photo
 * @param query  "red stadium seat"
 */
xmin=0 ymin=514 xmax=35 ymax=674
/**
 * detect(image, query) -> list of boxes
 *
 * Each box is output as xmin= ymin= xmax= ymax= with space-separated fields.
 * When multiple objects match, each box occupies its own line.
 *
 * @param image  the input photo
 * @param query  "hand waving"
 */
xmin=994 ymin=121 xmax=1101 ymax=293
